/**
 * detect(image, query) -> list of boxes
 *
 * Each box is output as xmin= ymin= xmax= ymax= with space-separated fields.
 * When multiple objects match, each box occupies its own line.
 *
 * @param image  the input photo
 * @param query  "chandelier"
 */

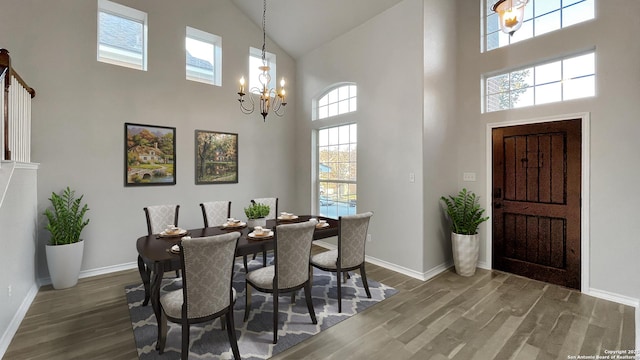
xmin=237 ymin=0 xmax=287 ymax=121
xmin=492 ymin=0 xmax=529 ymax=36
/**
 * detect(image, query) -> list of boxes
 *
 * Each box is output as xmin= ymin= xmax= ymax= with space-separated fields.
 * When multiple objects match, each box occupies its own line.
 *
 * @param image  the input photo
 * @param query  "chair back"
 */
xmin=179 ymin=232 xmax=240 ymax=319
xmin=251 ymin=197 xmax=278 ymax=219
xmin=144 ymin=205 xmax=180 ymax=235
xmin=338 ymin=212 xmax=374 ymax=268
xmin=274 ymin=219 xmax=317 ymax=289
xmin=200 ymin=201 xmax=231 ymax=227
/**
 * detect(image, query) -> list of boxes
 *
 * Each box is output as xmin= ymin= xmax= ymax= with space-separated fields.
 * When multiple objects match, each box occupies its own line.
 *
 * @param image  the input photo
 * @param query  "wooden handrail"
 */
xmin=1 ymin=49 xmax=36 ymax=161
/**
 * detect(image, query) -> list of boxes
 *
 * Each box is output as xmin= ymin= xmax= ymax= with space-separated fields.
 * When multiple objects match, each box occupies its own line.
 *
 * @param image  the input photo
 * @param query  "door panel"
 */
xmin=492 ymin=119 xmax=581 ymax=290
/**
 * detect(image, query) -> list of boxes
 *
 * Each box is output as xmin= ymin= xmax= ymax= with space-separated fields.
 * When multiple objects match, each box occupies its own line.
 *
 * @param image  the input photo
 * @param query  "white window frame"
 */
xmin=185 ymin=26 xmax=222 ymax=86
xmin=313 ymin=83 xmax=357 ymax=120
xmin=97 ymin=0 xmax=148 ymax=71
xmin=483 ymin=0 xmax=595 ymax=52
xmin=483 ymin=50 xmax=596 ymax=113
xmin=249 ymin=47 xmax=276 ymax=94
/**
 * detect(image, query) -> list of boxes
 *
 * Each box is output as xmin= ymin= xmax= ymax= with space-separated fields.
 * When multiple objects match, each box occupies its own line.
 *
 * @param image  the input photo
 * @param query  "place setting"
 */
xmin=277 ymin=211 xmax=299 ymax=221
xmin=221 ymin=217 xmax=247 ymax=229
xmin=312 ymin=218 xmax=330 ymax=229
xmin=157 ymin=224 xmax=188 ymax=238
xmin=247 ymin=226 xmax=273 ymax=240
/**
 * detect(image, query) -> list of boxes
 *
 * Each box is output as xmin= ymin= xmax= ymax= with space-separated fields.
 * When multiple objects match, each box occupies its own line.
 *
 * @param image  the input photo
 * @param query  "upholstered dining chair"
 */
xmin=244 ymin=219 xmax=318 ymax=344
xmin=138 ymin=205 xmax=180 ymax=306
xmin=248 ymin=197 xmax=279 ymax=268
xmin=200 ymin=201 xmax=232 ymax=227
xmin=310 ymin=211 xmax=374 ymax=313
xmin=157 ymin=232 xmax=241 ymax=360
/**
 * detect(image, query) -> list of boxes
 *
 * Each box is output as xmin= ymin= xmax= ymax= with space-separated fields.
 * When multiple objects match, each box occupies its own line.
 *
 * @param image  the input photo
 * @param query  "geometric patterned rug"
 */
xmin=125 ymin=254 xmax=398 ymax=359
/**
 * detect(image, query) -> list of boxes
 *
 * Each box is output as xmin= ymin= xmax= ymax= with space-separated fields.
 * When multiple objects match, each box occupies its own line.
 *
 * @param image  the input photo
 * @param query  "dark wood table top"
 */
xmin=136 ymin=215 xmax=338 ymax=269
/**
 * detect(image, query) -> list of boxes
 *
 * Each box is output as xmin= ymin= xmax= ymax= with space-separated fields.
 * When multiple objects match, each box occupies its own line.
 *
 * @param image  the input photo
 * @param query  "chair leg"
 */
xmin=244 ymin=284 xmax=252 ymax=322
xmin=360 ymin=264 xmax=372 ymax=298
xmin=225 ymin=307 xmax=241 ymax=360
xmin=304 ymin=281 xmax=317 ymax=324
xmin=158 ymin=311 xmax=168 ymax=353
xmin=262 ymin=250 xmax=267 ymax=267
xmin=273 ymin=290 xmax=279 ymax=344
xmin=243 ymin=255 xmax=249 ymax=273
xmin=337 ymin=270 xmax=342 ymax=313
xmin=181 ymin=322 xmax=190 ymax=360
xmin=137 ymin=255 xmax=151 ymax=306
xmin=342 ymin=272 xmax=349 ymax=283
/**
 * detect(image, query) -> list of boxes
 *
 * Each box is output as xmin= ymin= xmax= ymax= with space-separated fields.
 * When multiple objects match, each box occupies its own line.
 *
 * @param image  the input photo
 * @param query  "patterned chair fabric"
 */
xmin=244 ymin=219 xmax=318 ymax=344
xmin=251 ymin=197 xmax=278 ymax=219
xmin=158 ymin=232 xmax=241 ymax=359
xmin=200 ymin=201 xmax=231 ymax=227
xmin=144 ymin=204 xmax=180 ymax=235
xmin=310 ymin=211 xmax=374 ymax=313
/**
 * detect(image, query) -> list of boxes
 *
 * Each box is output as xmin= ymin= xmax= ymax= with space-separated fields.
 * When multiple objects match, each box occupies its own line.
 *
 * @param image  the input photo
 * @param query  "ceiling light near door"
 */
xmin=492 ymin=0 xmax=529 ymax=36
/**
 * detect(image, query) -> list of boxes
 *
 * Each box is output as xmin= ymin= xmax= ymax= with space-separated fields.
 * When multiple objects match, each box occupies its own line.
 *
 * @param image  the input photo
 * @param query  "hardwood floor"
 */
xmin=5 ymin=247 xmax=635 ymax=360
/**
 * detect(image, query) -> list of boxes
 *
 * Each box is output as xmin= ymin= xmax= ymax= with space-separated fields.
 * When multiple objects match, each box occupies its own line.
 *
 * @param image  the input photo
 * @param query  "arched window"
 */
xmin=314 ymin=83 xmax=357 ymax=120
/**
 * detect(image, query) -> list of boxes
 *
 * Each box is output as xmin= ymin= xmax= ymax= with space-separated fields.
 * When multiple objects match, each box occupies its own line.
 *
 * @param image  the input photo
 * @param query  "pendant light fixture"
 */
xmin=492 ymin=0 xmax=529 ymax=36
xmin=237 ymin=0 xmax=286 ymax=121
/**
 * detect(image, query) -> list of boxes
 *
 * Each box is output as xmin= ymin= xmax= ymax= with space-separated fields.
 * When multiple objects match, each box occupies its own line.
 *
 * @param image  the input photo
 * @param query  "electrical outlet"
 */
xmin=366 ymin=234 xmax=372 ymax=242
xmin=409 ymin=172 xmax=415 ymax=183
xmin=463 ymin=172 xmax=476 ymax=182
xmin=7 ymin=285 xmax=12 ymax=297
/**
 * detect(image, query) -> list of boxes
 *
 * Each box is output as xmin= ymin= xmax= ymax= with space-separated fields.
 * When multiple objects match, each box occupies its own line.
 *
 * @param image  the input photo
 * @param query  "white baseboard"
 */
xmin=0 ymin=283 xmax=39 ymax=358
xmin=38 ymin=261 xmax=138 ymax=286
xmin=314 ymin=241 xmax=451 ymax=281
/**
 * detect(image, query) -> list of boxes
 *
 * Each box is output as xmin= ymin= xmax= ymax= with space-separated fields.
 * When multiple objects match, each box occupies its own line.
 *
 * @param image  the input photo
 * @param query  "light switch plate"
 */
xmin=463 ymin=172 xmax=476 ymax=182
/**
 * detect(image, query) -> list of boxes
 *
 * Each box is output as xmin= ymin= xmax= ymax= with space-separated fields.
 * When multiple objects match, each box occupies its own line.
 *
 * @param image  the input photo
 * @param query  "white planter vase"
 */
xmin=247 ymin=217 xmax=266 ymax=229
xmin=46 ymin=240 xmax=84 ymax=289
xmin=451 ymin=233 xmax=479 ymax=277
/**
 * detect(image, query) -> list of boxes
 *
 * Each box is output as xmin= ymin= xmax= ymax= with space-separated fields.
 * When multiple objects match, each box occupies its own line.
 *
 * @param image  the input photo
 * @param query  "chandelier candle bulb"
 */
xmin=239 ymin=76 xmax=245 ymax=94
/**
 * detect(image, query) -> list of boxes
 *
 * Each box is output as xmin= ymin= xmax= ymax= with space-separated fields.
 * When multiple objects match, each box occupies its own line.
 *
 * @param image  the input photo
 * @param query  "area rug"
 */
xmin=126 ymin=255 xmax=398 ymax=359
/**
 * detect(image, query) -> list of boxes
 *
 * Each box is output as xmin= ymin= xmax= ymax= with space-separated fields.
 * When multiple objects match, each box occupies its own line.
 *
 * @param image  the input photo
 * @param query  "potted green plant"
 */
xmin=244 ymin=202 xmax=270 ymax=229
xmin=44 ymin=187 xmax=90 ymax=289
xmin=440 ymin=188 xmax=489 ymax=276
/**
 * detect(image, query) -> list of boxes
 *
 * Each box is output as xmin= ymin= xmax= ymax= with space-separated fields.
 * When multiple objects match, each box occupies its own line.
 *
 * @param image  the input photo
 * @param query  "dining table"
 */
xmin=135 ymin=214 xmax=339 ymax=347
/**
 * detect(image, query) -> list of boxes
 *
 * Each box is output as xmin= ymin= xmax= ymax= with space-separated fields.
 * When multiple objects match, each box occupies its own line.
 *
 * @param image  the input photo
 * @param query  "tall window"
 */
xmin=97 ymin=0 xmax=147 ymax=70
xmin=315 ymin=84 xmax=357 ymax=120
xmin=485 ymin=51 xmax=595 ymax=112
xmin=249 ymin=47 xmax=276 ymax=93
xmin=318 ymin=124 xmax=357 ymax=217
xmin=484 ymin=0 xmax=595 ymax=52
xmin=186 ymin=27 xmax=222 ymax=86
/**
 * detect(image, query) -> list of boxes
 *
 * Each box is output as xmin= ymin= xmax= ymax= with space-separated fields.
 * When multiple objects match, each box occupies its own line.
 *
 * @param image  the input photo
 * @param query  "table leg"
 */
xmin=151 ymin=262 xmax=164 ymax=350
xmin=137 ymin=255 xmax=151 ymax=306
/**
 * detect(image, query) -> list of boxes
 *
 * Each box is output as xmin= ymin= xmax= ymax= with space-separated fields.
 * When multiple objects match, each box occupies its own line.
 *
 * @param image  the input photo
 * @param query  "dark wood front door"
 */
xmin=492 ymin=119 xmax=581 ymax=289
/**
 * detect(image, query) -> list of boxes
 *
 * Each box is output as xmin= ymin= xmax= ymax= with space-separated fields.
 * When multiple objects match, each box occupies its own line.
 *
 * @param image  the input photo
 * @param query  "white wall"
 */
xmin=456 ymin=0 xmax=640 ymax=299
xmin=0 ymin=163 xmax=39 ymax=355
xmin=0 ymin=0 xmax=297 ymax=279
xmin=296 ymin=0 xmax=457 ymax=276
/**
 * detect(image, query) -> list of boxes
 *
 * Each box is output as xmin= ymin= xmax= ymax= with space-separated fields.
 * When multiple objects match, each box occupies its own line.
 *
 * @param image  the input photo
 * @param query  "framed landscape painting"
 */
xmin=125 ymin=123 xmax=176 ymax=186
xmin=195 ymin=130 xmax=238 ymax=184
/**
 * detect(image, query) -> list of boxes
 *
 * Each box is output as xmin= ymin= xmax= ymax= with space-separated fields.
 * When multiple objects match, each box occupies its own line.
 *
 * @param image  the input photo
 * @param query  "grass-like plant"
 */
xmin=440 ymin=188 xmax=489 ymax=235
xmin=244 ymin=202 xmax=270 ymax=219
xmin=44 ymin=187 xmax=90 ymax=245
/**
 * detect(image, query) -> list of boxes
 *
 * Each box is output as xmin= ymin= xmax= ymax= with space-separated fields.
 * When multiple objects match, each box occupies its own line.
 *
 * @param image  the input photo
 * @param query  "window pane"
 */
xmin=328 ymin=127 xmax=339 ymax=145
xmin=510 ymin=19 xmax=533 ymax=44
xmin=338 ymin=86 xmax=349 ymax=101
xmin=487 ymin=74 xmax=509 ymax=95
xmin=350 ymin=85 xmax=357 ymax=97
xmin=486 ymin=93 xmax=510 ymax=112
xmin=535 ymin=0 xmax=561 ymax=16
xmin=535 ymin=82 xmax=562 ymax=104
xmin=350 ymin=98 xmax=357 ymax=112
xmin=319 ymin=95 xmax=328 ymax=107
xmin=338 ymin=100 xmax=349 ymax=114
xmin=349 ymin=124 xmax=357 ymax=143
xmin=328 ymin=89 xmax=338 ymax=104
xmin=563 ymin=53 xmax=594 ymax=80
xmin=318 ymin=106 xmax=328 ymax=120
xmin=487 ymin=31 xmax=500 ymax=51
xmin=98 ymin=2 xmax=146 ymax=71
xmin=563 ymin=0 xmax=594 ymax=27
xmin=510 ymin=68 xmax=533 ymax=91
xmin=535 ymin=10 xmax=561 ymax=36
xmin=486 ymin=13 xmax=500 ymax=33
xmin=563 ymin=75 xmax=594 ymax=100
xmin=512 ymin=86 xmax=534 ymax=108
xmin=328 ymin=103 xmax=338 ymax=117
xmin=318 ymin=130 xmax=328 ymax=146
xmin=535 ymin=61 xmax=562 ymax=84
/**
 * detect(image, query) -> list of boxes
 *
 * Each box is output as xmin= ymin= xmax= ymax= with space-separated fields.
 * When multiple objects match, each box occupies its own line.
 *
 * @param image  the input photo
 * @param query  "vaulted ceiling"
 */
xmin=230 ymin=0 xmax=405 ymax=59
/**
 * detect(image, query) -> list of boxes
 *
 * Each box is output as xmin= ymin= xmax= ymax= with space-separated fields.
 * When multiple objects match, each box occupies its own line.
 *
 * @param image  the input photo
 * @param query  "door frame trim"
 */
xmin=485 ymin=112 xmax=590 ymax=292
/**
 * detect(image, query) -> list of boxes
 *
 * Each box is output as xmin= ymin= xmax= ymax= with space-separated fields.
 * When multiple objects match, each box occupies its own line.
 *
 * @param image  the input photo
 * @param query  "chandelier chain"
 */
xmin=261 ymin=0 xmax=267 ymax=63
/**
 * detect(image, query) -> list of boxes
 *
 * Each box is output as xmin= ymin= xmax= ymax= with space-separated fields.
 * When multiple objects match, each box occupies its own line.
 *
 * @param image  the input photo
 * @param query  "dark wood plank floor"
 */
xmin=4 ymin=247 xmax=635 ymax=360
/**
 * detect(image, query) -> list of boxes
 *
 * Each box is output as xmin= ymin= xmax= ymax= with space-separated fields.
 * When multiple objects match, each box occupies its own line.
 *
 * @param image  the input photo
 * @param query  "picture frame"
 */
xmin=125 ymin=123 xmax=176 ymax=186
xmin=195 ymin=130 xmax=238 ymax=184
